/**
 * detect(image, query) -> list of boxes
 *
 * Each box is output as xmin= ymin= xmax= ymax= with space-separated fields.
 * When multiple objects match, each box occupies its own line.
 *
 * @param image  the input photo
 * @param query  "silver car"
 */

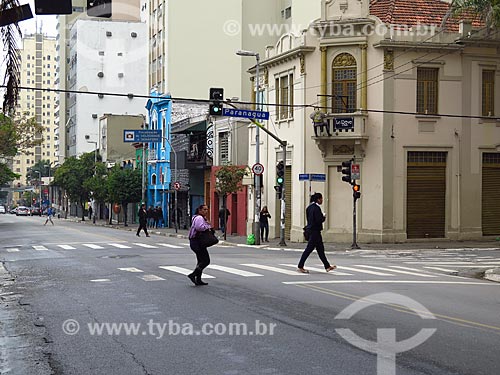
xmin=16 ymin=206 xmax=30 ymax=216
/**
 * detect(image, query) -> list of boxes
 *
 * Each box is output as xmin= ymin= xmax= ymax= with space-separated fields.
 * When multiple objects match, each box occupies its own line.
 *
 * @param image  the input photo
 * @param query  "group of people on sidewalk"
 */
xmin=146 ymin=206 xmax=164 ymax=228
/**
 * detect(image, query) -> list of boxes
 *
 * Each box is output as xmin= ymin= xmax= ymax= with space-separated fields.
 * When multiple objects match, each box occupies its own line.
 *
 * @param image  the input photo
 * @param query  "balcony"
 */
xmin=312 ymin=112 xmax=369 ymax=158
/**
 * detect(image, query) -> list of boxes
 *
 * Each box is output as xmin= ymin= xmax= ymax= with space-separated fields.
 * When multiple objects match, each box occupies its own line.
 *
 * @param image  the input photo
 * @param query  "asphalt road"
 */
xmin=1 ymin=214 xmax=499 ymax=375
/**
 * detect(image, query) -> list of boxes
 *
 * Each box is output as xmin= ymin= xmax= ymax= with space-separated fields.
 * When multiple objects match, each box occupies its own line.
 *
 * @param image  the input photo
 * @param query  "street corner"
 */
xmin=484 ymin=268 xmax=500 ymax=283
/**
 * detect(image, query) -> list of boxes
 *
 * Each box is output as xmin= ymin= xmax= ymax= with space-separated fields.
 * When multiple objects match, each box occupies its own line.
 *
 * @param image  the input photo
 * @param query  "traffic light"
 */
xmin=34 ymin=0 xmax=72 ymax=15
xmin=276 ymin=161 xmax=285 ymax=185
xmin=87 ymin=0 xmax=112 ymax=18
xmin=274 ymin=185 xmax=283 ymax=199
xmin=209 ymin=87 xmax=224 ymax=116
xmin=341 ymin=160 xmax=352 ymax=184
xmin=353 ymin=184 xmax=361 ymax=200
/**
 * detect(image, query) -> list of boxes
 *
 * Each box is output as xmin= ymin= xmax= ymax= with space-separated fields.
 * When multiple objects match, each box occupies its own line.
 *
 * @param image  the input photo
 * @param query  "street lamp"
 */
xmin=237 ymin=49 xmax=262 ymax=245
xmin=86 ymin=135 xmax=98 ymax=224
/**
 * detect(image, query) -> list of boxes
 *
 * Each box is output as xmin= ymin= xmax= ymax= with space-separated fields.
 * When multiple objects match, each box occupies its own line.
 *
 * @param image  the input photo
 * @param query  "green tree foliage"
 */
xmin=106 ymin=167 xmax=142 ymax=226
xmin=52 ymin=152 xmax=96 ymax=221
xmin=450 ymin=0 xmax=500 ymax=28
xmin=215 ymin=165 xmax=248 ymax=239
xmin=0 ymin=113 xmax=43 ymax=184
xmin=83 ymin=163 xmax=109 ymax=208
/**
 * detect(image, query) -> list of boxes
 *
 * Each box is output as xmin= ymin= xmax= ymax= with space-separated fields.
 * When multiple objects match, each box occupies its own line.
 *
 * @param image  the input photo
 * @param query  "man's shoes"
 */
xmin=136 ymin=234 xmax=140 ymax=237
xmin=326 ymin=265 xmax=337 ymax=272
xmin=187 ymin=273 xmax=197 ymax=285
xmin=195 ymin=277 xmax=208 ymax=286
xmin=297 ymin=268 xmax=309 ymax=273
xmin=146 ymin=235 xmax=150 ymax=237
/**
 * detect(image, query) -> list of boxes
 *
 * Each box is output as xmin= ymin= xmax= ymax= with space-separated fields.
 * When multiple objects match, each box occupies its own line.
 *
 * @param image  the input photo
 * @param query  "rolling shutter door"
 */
xmin=285 ymin=166 xmax=292 ymax=239
xmin=407 ymin=152 xmax=447 ymax=239
xmin=482 ymin=153 xmax=500 ymax=235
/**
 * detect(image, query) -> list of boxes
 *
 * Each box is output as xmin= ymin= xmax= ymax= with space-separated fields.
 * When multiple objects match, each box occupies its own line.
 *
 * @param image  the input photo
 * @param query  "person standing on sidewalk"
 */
xmin=136 ymin=204 xmax=150 ymax=237
xmin=44 ymin=206 xmax=54 ymax=226
xmin=259 ymin=206 xmax=271 ymax=242
xmin=187 ymin=204 xmax=213 ymax=286
xmin=297 ymin=193 xmax=336 ymax=273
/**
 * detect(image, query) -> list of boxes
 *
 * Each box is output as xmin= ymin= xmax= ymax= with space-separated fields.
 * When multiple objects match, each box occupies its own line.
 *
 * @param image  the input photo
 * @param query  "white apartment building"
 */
xmin=66 ymin=19 xmax=147 ymax=156
xmin=55 ymin=0 xmax=142 ymax=159
xmin=13 ymin=33 xmax=58 ymax=186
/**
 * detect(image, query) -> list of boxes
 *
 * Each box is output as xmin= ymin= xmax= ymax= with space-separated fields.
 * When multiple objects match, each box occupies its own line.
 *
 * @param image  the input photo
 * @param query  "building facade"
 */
xmin=252 ymin=0 xmax=500 ymax=242
xmin=12 ymin=33 xmax=58 ymax=204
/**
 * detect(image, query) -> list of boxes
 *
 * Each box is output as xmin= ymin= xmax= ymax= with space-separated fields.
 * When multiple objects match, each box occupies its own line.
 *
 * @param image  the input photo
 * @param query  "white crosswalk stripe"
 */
xmin=158 ymin=266 xmax=215 ymax=278
xmin=337 ymin=266 xmax=394 ymax=276
xmin=424 ymin=266 xmax=459 ymax=273
xmin=82 ymin=244 xmax=104 ymax=249
xmin=133 ymin=243 xmax=158 ymax=249
xmin=207 ymin=265 xmax=263 ymax=277
xmin=355 ymin=265 xmax=437 ymax=278
xmin=279 ymin=264 xmax=352 ymax=276
xmin=109 ymin=243 xmax=131 ymax=249
xmin=241 ymin=264 xmax=308 ymax=276
xmin=58 ymin=245 xmax=76 ymax=250
xmin=138 ymin=274 xmax=165 ymax=281
xmin=33 ymin=245 xmax=48 ymax=251
xmin=6 ymin=248 xmax=19 ymax=252
xmin=158 ymin=243 xmax=184 ymax=249
xmin=118 ymin=267 xmax=144 ymax=273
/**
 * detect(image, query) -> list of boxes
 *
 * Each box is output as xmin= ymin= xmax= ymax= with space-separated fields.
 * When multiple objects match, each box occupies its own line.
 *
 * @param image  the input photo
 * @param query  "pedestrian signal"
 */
xmin=276 ymin=161 xmax=285 ymax=185
xmin=353 ymin=184 xmax=361 ymax=200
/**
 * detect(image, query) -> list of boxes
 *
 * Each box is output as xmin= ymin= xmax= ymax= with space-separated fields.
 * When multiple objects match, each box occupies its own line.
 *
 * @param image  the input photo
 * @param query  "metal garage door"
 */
xmin=407 ymin=151 xmax=447 ymax=239
xmin=482 ymin=153 xmax=500 ymax=235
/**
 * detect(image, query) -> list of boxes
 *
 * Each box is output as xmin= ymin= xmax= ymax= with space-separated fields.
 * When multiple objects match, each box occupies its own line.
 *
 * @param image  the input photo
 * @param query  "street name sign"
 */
xmin=124 ymin=129 xmax=162 ymax=143
xmin=299 ymin=174 xmax=310 ymax=181
xmin=222 ymin=108 xmax=269 ymax=120
xmin=310 ymin=174 xmax=326 ymax=182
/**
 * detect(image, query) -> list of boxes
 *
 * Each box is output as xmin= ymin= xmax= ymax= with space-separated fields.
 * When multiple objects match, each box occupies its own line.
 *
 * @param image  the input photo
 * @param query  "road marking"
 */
xmin=337 ymin=266 xmax=394 ymax=276
xmin=280 ymin=264 xmax=352 ymax=276
xmin=57 ymin=245 xmax=76 ymax=250
xmin=283 ymin=280 xmax=499 ymax=285
xmin=82 ymin=243 xmax=104 ymax=249
xmin=180 ymin=243 xmax=191 ymax=246
xmin=158 ymin=243 xmax=184 ymax=249
xmin=133 ymin=243 xmax=158 ymax=248
xmin=109 ymin=243 xmax=131 ymax=249
xmin=431 ymin=265 xmax=500 ymax=268
xmin=158 ymin=266 xmax=215 ymax=278
xmin=90 ymin=279 xmax=111 ymax=282
xmin=6 ymin=248 xmax=19 ymax=252
xmin=355 ymin=265 xmax=436 ymax=278
xmin=139 ymin=274 xmax=165 ymax=281
xmin=424 ymin=266 xmax=459 ymax=273
xmin=118 ymin=267 xmax=144 ymax=273
xmin=237 ymin=244 xmax=267 ymax=249
xmin=207 ymin=265 xmax=263 ymax=277
xmin=406 ymin=261 xmax=500 ymax=265
xmin=241 ymin=264 xmax=308 ymax=275
xmin=33 ymin=245 xmax=48 ymax=251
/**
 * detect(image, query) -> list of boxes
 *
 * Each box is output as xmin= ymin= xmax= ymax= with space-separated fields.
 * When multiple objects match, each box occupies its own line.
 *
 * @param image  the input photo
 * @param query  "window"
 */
xmin=219 ymin=132 xmax=229 ymax=164
xmin=482 ymin=70 xmax=495 ymax=116
xmin=416 ymin=67 xmax=439 ymax=114
xmin=275 ymin=72 xmax=294 ymax=120
xmin=332 ymin=53 xmax=357 ymax=113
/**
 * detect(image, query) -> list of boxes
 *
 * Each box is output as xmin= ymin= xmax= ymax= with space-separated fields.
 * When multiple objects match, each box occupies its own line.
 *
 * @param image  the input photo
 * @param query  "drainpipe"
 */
xmin=454 ymin=129 xmax=461 ymax=235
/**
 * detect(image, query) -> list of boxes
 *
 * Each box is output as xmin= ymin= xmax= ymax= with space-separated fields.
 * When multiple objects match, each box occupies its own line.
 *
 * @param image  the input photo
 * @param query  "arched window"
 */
xmin=162 ymin=116 xmax=166 ymax=148
xmin=151 ymin=174 xmax=157 ymax=185
xmin=332 ymin=53 xmax=357 ymax=113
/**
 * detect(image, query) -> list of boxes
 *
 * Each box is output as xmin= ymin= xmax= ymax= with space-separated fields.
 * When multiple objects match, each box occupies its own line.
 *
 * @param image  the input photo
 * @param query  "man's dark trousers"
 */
xmin=298 ymin=230 xmax=331 ymax=269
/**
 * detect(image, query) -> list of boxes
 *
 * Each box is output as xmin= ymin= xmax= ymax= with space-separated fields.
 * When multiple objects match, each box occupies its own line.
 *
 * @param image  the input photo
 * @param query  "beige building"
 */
xmin=254 ymin=0 xmax=500 ymax=243
xmin=98 ymin=114 xmax=144 ymax=164
xmin=13 ymin=33 xmax=57 ymax=190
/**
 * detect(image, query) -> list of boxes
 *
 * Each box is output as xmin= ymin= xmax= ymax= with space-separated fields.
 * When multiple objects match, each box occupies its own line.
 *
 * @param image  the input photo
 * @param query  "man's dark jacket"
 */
xmin=306 ymin=203 xmax=325 ymax=232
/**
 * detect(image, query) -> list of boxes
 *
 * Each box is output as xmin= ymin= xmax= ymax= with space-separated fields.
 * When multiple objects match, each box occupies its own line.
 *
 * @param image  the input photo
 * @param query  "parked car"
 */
xmin=9 ymin=207 xmax=17 ymax=214
xmin=30 ymin=206 xmax=42 ymax=216
xmin=16 ymin=206 xmax=30 ymax=216
xmin=0 ymin=205 xmax=6 ymax=214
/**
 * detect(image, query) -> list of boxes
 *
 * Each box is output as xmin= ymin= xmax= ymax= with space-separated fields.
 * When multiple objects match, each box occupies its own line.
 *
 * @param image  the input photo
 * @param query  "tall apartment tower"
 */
xmin=13 ymin=33 xmax=57 ymax=186
xmin=55 ymin=0 xmax=142 ymax=160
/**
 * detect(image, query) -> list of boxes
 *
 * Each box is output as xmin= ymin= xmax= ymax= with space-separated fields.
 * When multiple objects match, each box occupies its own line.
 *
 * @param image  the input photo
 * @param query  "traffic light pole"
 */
xmin=351 ymin=179 xmax=360 ymax=249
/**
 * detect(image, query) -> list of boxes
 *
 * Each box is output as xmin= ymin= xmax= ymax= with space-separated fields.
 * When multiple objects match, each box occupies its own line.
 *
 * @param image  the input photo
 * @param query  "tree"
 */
xmin=1 ymin=0 xmax=22 ymax=113
xmin=106 ymin=167 xmax=142 ymax=227
xmin=0 ymin=113 xmax=43 ymax=184
xmin=83 ymin=162 xmax=109 ymax=219
xmin=214 ymin=165 xmax=248 ymax=239
xmin=449 ymin=0 xmax=500 ymax=29
xmin=52 ymin=153 xmax=96 ymax=221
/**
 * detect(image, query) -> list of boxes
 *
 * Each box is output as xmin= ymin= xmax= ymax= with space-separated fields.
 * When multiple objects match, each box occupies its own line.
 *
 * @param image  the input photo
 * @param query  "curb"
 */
xmin=484 ymin=268 xmax=500 ymax=283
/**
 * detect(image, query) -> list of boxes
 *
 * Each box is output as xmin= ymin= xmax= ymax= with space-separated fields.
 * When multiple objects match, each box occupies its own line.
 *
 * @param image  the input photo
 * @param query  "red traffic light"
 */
xmin=353 ymin=184 xmax=360 ymax=192
xmin=353 ymin=184 xmax=361 ymax=200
